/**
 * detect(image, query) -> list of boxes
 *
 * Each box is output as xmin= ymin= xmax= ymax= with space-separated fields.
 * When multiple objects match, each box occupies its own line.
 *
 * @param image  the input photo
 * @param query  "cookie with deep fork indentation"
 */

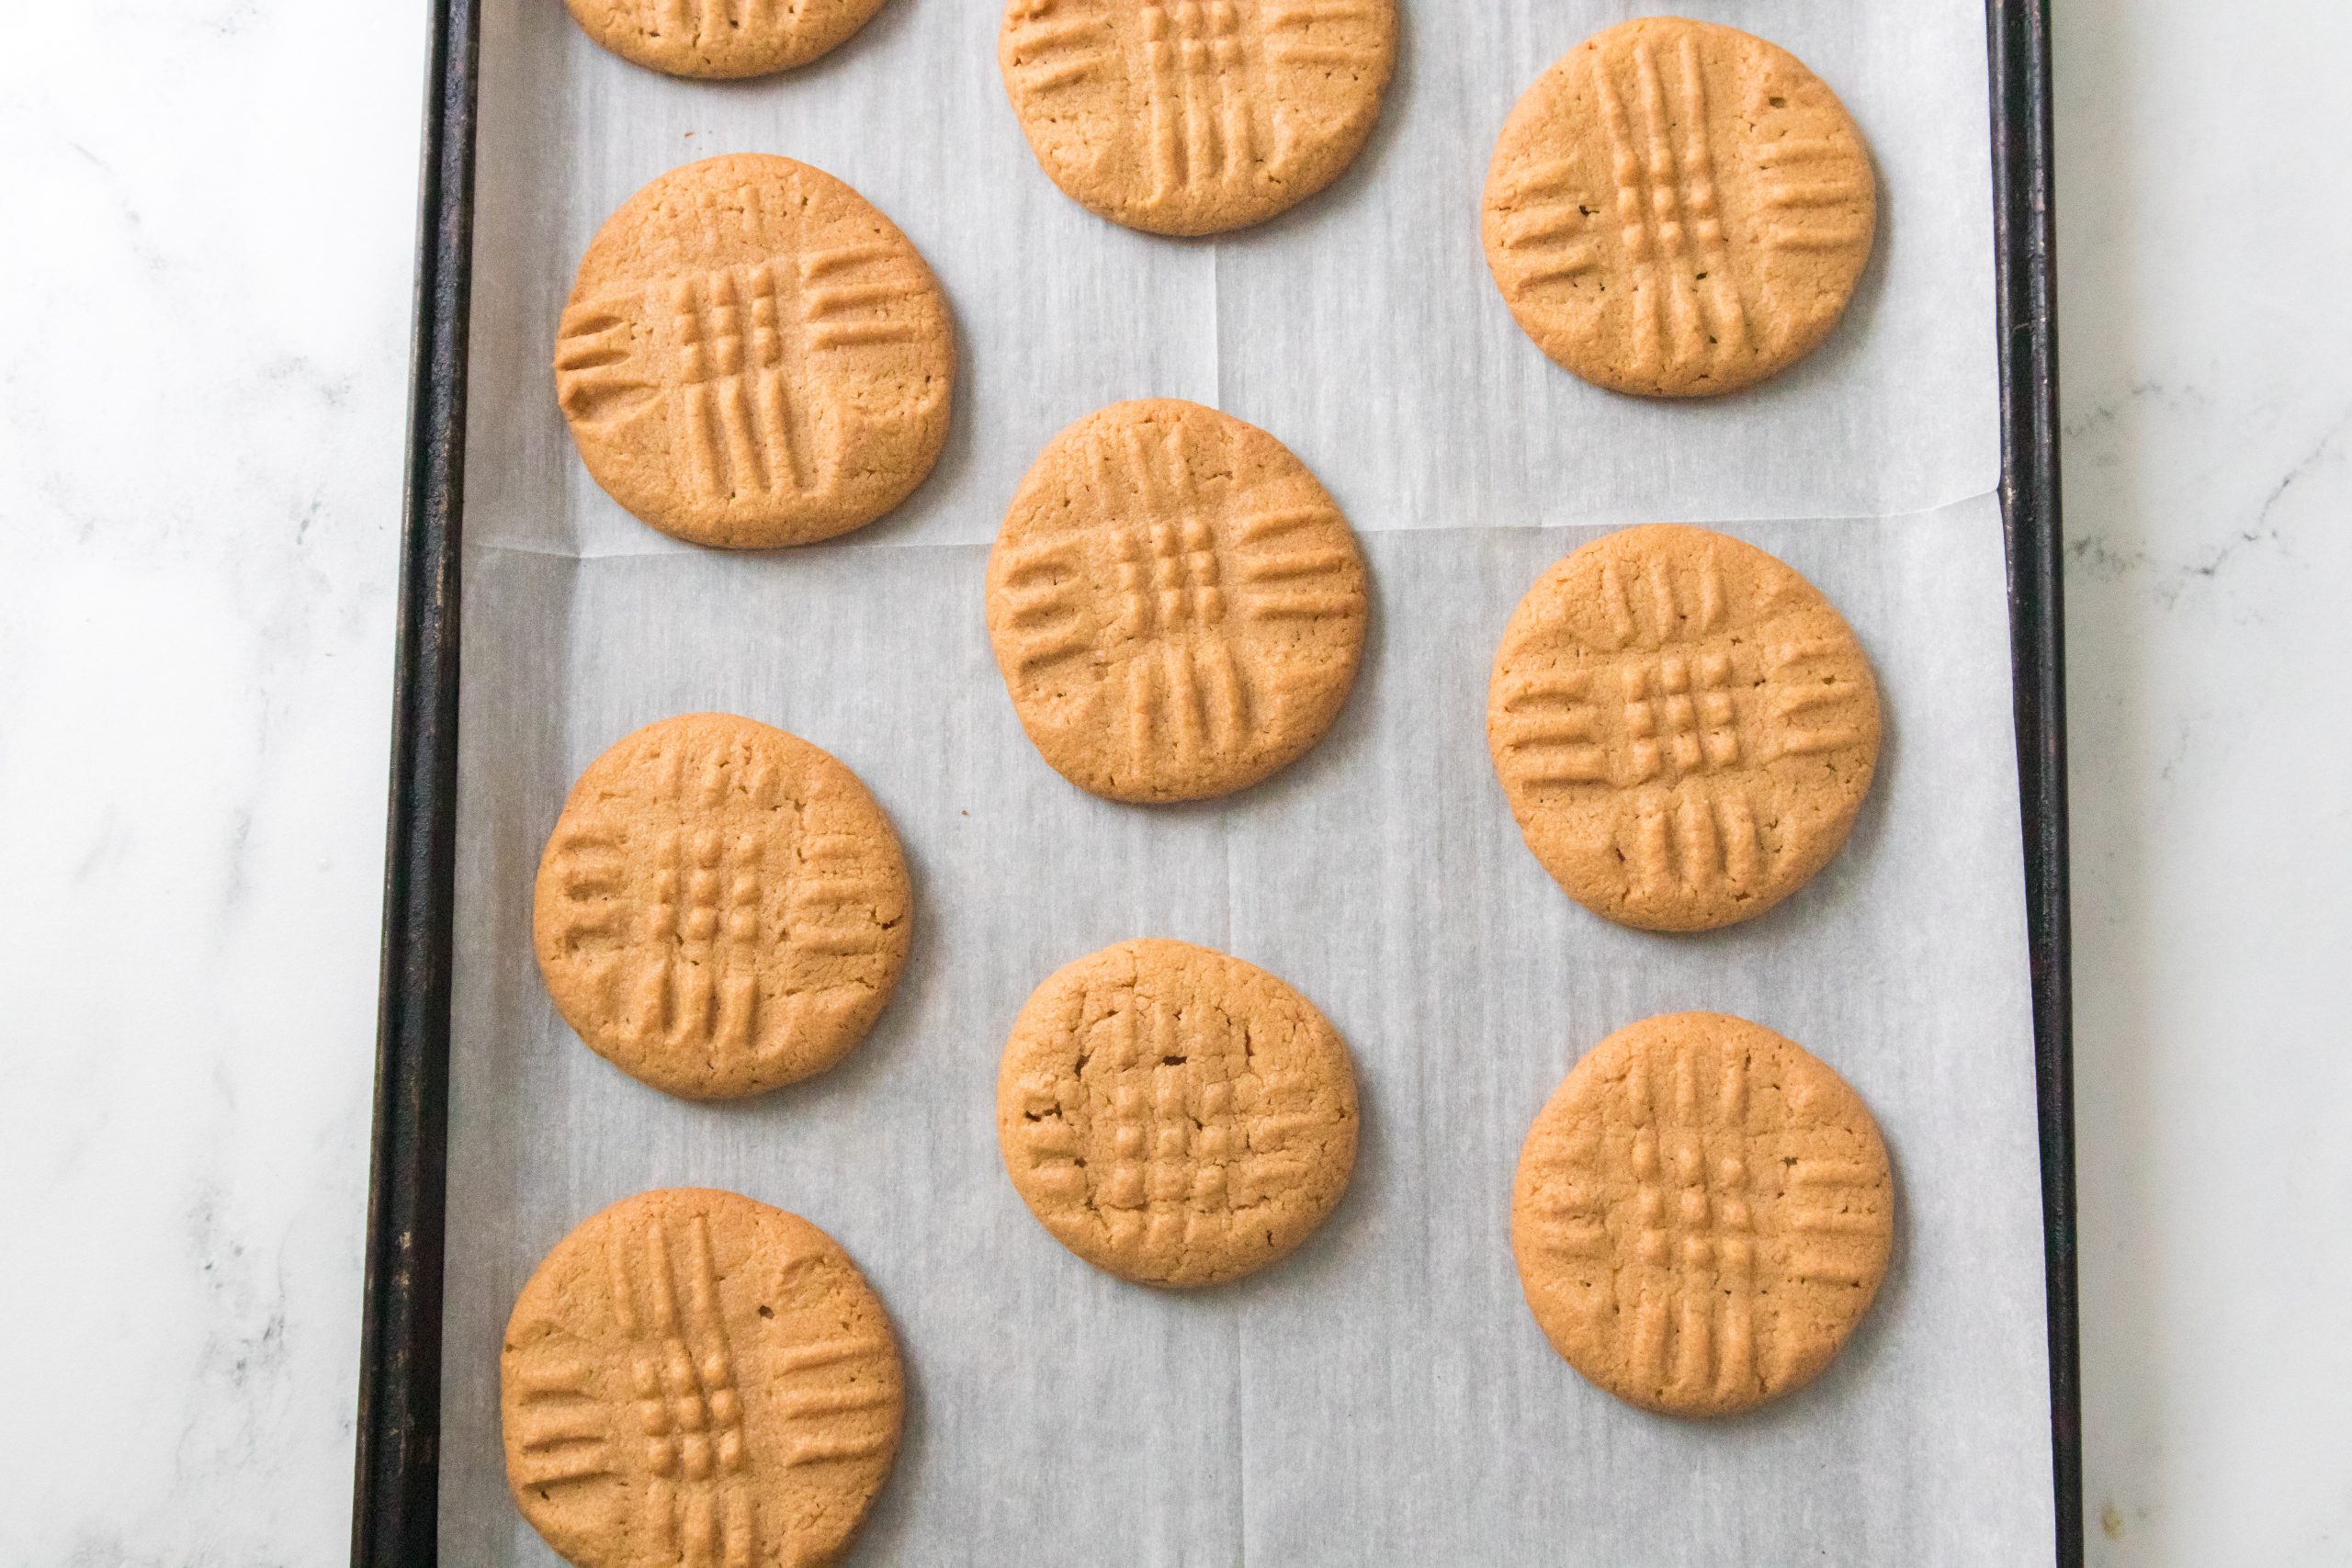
xmin=987 ymin=399 xmax=1368 ymax=803
xmin=567 ymin=0 xmax=891 ymax=80
xmin=503 ymin=1188 xmax=904 ymax=1568
xmin=1487 ymin=524 xmax=1879 ymax=932
xmin=1512 ymin=1011 xmax=1894 ymax=1416
xmin=1483 ymin=17 xmax=1876 ymax=397
xmin=534 ymin=713 xmax=910 ymax=1100
xmin=557 ymin=154 xmax=953 ymax=548
xmin=998 ymin=939 xmax=1359 ymax=1287
xmin=1000 ymin=0 xmax=1397 ymax=235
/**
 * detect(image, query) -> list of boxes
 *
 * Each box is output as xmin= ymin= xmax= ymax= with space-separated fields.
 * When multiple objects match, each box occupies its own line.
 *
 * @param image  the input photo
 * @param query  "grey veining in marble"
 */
xmin=0 ymin=2 xmax=423 ymax=1562
xmin=2059 ymin=2 xmax=2352 ymax=1562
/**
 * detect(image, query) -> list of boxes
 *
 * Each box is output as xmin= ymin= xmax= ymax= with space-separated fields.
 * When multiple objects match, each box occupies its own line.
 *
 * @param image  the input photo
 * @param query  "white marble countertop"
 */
xmin=0 ymin=1 xmax=2341 ymax=1562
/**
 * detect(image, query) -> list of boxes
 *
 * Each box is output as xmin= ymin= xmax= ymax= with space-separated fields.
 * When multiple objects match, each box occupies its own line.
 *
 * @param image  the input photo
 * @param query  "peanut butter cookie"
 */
xmin=1483 ymin=17 xmax=1876 ymax=396
xmin=998 ymin=939 xmax=1359 ymax=1287
xmin=1487 ymin=525 xmax=1880 ymax=931
xmin=503 ymin=1188 xmax=903 ymax=1567
xmin=566 ymin=0 xmax=891 ymax=79
xmin=534 ymin=714 xmax=910 ymax=1100
xmin=1512 ymin=1012 xmax=1894 ymax=1416
xmin=557 ymin=154 xmax=953 ymax=548
xmin=987 ymin=399 xmax=1368 ymax=803
xmin=1001 ymin=0 xmax=1396 ymax=235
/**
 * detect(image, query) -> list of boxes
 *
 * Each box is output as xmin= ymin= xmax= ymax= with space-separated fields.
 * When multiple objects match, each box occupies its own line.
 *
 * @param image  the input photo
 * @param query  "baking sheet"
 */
xmin=441 ymin=0 xmax=2051 ymax=1562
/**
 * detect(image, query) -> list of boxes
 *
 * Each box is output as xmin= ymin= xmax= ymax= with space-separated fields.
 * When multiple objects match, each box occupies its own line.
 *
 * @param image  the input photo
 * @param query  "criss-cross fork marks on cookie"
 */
xmin=616 ymin=0 xmax=823 ymax=50
xmin=541 ymin=735 xmax=898 ymax=1071
xmin=1492 ymin=548 xmax=1871 ymax=906
xmin=1490 ymin=28 xmax=1871 ymax=378
xmin=1007 ymin=985 xmax=1333 ymax=1275
xmin=1522 ymin=1040 xmax=1890 ymax=1405
xmin=1002 ymin=0 xmax=1386 ymax=210
xmin=509 ymin=1216 xmax=895 ymax=1563
xmin=995 ymin=416 xmax=1362 ymax=782
xmin=556 ymin=203 xmax=929 ymax=507
xmin=618 ymin=1217 xmax=755 ymax=1563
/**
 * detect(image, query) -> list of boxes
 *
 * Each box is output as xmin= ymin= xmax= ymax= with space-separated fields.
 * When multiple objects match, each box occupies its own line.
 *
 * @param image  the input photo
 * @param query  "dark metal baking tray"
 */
xmin=349 ymin=2 xmax=2074 ymax=1560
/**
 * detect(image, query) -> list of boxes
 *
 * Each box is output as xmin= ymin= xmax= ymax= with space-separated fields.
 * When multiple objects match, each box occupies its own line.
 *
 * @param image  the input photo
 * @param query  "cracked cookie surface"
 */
xmin=997 ymin=938 xmax=1358 ymax=1287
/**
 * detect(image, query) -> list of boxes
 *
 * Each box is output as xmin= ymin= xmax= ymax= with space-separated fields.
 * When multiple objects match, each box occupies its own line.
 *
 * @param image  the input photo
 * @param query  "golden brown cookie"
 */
xmin=565 ymin=0 xmax=890 ymax=79
xmin=503 ymin=1188 xmax=903 ymax=1568
xmin=556 ymin=154 xmax=954 ymax=548
xmin=534 ymin=714 xmax=910 ymax=1100
xmin=1487 ymin=525 xmax=1880 ymax=931
xmin=1482 ymin=18 xmax=1876 ymax=397
xmin=1000 ymin=0 xmax=1397 ymax=236
xmin=1512 ymin=1012 xmax=1894 ymax=1416
xmin=997 ymin=939 xmax=1359 ymax=1287
xmin=987 ymin=399 xmax=1367 ymax=803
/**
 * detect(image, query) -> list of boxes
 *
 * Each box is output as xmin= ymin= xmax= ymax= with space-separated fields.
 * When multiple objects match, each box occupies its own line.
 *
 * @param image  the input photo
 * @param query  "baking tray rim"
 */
xmin=347 ymin=3 xmax=2078 ymax=1561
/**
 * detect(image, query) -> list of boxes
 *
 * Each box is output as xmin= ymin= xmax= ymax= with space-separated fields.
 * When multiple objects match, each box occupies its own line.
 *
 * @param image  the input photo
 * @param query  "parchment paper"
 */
xmin=441 ymin=1 xmax=2052 ymax=1562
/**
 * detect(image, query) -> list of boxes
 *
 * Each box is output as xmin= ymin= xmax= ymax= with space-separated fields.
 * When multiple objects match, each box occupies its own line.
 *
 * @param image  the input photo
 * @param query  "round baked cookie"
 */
xmin=988 ymin=400 xmax=1367 ymax=803
xmin=1512 ymin=1012 xmax=1894 ymax=1416
xmin=998 ymin=939 xmax=1359 ymax=1287
xmin=503 ymin=1188 xmax=903 ymax=1568
xmin=565 ymin=0 xmax=891 ymax=78
xmin=534 ymin=713 xmax=911 ymax=1100
xmin=556 ymin=154 xmax=954 ymax=548
xmin=1000 ymin=0 xmax=1397 ymax=236
xmin=1487 ymin=524 xmax=1880 ymax=932
xmin=1482 ymin=17 xmax=1877 ymax=397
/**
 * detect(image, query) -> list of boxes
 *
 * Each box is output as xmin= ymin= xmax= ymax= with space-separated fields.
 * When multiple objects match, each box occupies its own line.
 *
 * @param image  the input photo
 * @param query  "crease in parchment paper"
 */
xmin=463 ymin=489 xmax=2008 ymax=566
